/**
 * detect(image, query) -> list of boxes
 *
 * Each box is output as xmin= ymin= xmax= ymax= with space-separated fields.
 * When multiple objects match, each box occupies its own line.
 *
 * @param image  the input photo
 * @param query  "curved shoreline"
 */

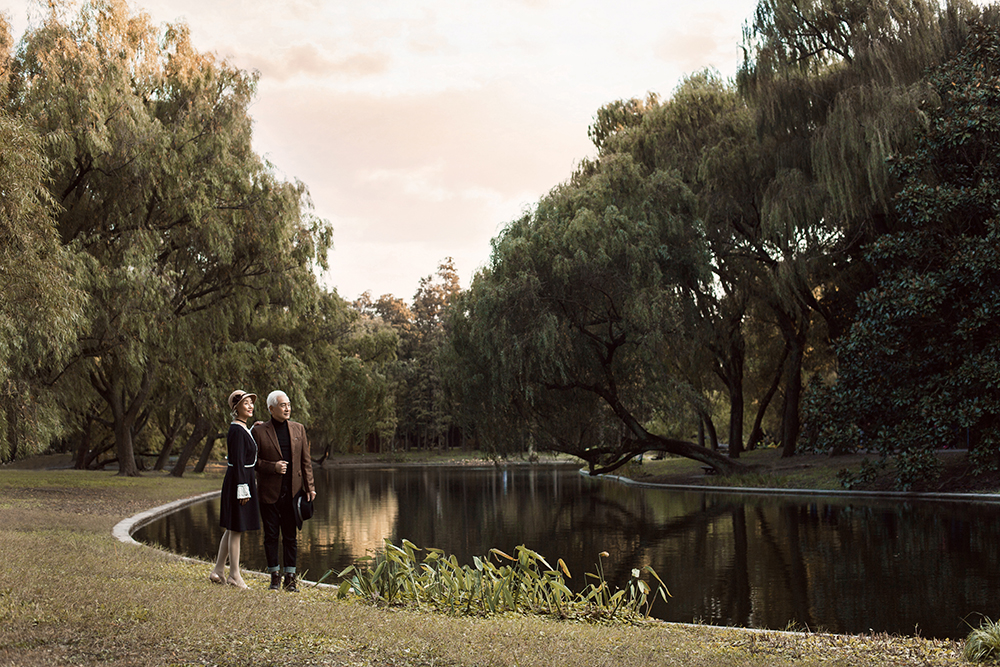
xmin=114 ymin=465 xmax=1000 ymax=549
xmin=112 ymin=490 xmax=217 ymax=546
xmin=594 ymin=471 xmax=1000 ymax=503
xmin=111 ymin=466 xmax=992 ymax=643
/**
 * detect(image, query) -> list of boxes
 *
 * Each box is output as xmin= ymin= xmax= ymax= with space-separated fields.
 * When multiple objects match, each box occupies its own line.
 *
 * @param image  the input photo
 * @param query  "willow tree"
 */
xmin=446 ymin=151 xmax=747 ymax=475
xmin=736 ymin=0 xmax=993 ymax=456
xmin=591 ymin=72 xmax=783 ymax=458
xmin=2 ymin=11 xmax=80 ymax=463
xmin=7 ymin=0 xmax=331 ymax=475
xmin=0 ymin=106 xmax=83 ymax=461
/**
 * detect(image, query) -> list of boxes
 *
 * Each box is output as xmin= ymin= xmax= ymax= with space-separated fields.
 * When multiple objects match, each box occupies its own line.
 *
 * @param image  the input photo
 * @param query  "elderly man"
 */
xmin=252 ymin=390 xmax=316 ymax=591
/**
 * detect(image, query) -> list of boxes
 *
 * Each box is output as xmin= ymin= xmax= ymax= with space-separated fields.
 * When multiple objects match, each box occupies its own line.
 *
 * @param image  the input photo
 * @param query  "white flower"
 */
xmin=631 ymin=568 xmax=640 ymax=578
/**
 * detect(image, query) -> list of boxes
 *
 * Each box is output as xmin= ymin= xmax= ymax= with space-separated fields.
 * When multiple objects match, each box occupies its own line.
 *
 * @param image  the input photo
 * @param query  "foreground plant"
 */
xmin=329 ymin=540 xmax=669 ymax=623
xmin=964 ymin=617 xmax=1000 ymax=662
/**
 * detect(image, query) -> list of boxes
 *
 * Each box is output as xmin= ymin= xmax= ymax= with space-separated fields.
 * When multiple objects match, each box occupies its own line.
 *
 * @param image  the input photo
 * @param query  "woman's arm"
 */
xmin=228 ymin=427 xmax=252 ymax=503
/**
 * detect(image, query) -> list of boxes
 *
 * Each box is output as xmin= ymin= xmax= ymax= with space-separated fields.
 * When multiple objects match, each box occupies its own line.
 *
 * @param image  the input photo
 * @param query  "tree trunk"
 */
xmin=702 ymin=412 xmax=720 ymax=451
xmin=154 ymin=414 xmax=185 ymax=471
xmin=4 ymin=399 xmax=18 ymax=463
xmin=83 ymin=438 xmax=115 ymax=469
xmin=73 ymin=433 xmax=88 ymax=470
xmin=74 ymin=415 xmax=95 ymax=469
xmin=778 ymin=316 xmax=809 ymax=459
xmin=170 ymin=414 xmax=211 ymax=477
xmin=192 ymin=430 xmax=218 ymax=473
xmin=585 ymin=431 xmax=745 ymax=476
xmin=746 ymin=345 xmax=789 ymax=451
xmin=91 ymin=366 xmax=153 ymax=477
xmin=590 ymin=392 xmax=746 ymax=475
xmin=725 ymin=340 xmax=745 ymax=458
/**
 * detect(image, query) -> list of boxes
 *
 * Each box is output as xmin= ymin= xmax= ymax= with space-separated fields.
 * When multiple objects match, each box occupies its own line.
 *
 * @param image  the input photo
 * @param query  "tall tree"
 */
xmin=447 ymin=152 xmax=746 ymax=475
xmin=736 ymin=0 xmax=991 ymax=455
xmin=818 ymin=21 xmax=1000 ymax=488
xmin=7 ymin=0 xmax=331 ymax=474
xmin=356 ymin=261 xmax=462 ymax=452
xmin=0 ymin=14 xmax=83 ymax=459
xmin=409 ymin=259 xmax=462 ymax=449
xmin=589 ymin=72 xmax=785 ymax=458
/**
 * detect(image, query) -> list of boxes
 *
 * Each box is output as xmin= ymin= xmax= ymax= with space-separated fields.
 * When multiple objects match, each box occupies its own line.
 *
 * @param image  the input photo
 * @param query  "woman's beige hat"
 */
xmin=228 ymin=390 xmax=257 ymax=411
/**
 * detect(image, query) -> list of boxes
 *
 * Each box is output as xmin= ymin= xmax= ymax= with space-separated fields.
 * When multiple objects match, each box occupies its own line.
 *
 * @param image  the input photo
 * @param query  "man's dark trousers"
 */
xmin=261 ymin=492 xmax=297 ymax=572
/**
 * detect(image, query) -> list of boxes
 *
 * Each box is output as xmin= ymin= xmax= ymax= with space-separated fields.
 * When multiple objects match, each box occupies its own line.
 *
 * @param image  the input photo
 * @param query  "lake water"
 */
xmin=133 ymin=464 xmax=1000 ymax=639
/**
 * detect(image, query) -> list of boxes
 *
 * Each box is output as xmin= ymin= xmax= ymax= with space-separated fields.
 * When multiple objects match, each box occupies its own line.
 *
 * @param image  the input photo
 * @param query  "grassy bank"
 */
xmin=0 ymin=460 xmax=974 ymax=666
xmin=618 ymin=447 xmax=1000 ymax=494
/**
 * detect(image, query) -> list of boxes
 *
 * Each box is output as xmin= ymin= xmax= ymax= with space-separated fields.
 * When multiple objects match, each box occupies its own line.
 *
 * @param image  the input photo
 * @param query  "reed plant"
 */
xmin=330 ymin=540 xmax=669 ymax=623
xmin=964 ymin=617 xmax=1000 ymax=662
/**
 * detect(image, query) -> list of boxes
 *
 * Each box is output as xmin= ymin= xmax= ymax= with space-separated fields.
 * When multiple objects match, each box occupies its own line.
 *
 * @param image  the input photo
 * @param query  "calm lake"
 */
xmin=134 ymin=464 xmax=1000 ymax=639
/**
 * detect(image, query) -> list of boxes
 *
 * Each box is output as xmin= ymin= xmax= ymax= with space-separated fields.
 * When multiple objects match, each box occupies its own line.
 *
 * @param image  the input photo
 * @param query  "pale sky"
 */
xmin=3 ymin=0 xmax=760 ymax=302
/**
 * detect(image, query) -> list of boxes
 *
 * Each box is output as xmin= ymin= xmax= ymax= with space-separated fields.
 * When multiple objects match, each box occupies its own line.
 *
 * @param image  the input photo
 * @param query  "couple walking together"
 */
xmin=209 ymin=389 xmax=316 ymax=591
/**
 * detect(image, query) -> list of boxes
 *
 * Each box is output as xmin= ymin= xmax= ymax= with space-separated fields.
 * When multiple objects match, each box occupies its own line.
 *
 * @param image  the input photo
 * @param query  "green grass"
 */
xmin=0 ymin=458 xmax=973 ymax=666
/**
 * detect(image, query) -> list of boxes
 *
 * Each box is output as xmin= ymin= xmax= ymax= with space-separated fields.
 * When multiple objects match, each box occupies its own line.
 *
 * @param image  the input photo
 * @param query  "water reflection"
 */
xmin=135 ymin=465 xmax=1000 ymax=639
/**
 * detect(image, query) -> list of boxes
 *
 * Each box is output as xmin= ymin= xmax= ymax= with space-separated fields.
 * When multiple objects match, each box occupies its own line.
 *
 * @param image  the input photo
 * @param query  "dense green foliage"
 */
xmin=6 ymin=0 xmax=1000 ymax=486
xmin=446 ymin=114 xmax=749 ymax=474
xmin=352 ymin=259 xmax=463 ymax=453
xmin=812 ymin=23 xmax=1000 ymax=488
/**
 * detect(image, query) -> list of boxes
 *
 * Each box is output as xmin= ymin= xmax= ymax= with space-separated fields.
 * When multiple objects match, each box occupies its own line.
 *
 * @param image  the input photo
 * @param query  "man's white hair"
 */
xmin=267 ymin=390 xmax=288 ymax=409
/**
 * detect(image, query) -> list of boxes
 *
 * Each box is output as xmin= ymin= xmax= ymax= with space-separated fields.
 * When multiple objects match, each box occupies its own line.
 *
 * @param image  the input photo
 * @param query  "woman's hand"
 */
xmin=239 ymin=498 xmax=249 ymax=505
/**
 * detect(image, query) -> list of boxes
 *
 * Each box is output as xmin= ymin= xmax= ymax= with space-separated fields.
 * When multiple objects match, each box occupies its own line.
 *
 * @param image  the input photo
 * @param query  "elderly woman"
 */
xmin=208 ymin=390 xmax=261 ymax=588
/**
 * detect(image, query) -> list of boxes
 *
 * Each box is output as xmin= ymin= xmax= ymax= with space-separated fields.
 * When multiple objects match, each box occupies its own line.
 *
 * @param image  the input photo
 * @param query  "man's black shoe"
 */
xmin=283 ymin=573 xmax=298 ymax=592
xmin=269 ymin=573 xmax=282 ymax=591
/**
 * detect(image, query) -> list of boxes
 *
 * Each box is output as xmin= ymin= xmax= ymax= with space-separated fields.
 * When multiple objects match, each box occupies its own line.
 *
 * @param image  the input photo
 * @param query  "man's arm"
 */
xmin=301 ymin=425 xmax=316 ymax=501
xmin=252 ymin=423 xmax=286 ymax=475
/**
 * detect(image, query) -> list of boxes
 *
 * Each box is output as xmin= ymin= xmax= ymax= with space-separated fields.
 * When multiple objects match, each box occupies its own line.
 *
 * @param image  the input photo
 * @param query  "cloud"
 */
xmin=238 ymin=44 xmax=391 ymax=82
xmin=655 ymin=11 xmax=745 ymax=76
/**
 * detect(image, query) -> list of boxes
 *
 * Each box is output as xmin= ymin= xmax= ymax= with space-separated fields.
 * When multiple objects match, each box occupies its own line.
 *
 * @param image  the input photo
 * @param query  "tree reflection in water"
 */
xmin=135 ymin=466 xmax=1000 ymax=639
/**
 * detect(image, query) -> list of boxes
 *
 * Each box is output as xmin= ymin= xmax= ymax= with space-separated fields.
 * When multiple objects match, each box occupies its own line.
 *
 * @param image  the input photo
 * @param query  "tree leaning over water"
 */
xmin=445 ymin=0 xmax=1000 ymax=476
xmin=446 ymin=150 xmax=747 ymax=475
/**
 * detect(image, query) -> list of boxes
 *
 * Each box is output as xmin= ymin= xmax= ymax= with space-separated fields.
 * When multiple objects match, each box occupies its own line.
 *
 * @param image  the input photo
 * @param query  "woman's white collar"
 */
xmin=231 ymin=420 xmax=253 ymax=435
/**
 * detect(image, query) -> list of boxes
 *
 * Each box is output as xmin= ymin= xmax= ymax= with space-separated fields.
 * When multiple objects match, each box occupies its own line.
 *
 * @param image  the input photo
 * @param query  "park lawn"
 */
xmin=0 ymin=463 xmax=973 ymax=667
